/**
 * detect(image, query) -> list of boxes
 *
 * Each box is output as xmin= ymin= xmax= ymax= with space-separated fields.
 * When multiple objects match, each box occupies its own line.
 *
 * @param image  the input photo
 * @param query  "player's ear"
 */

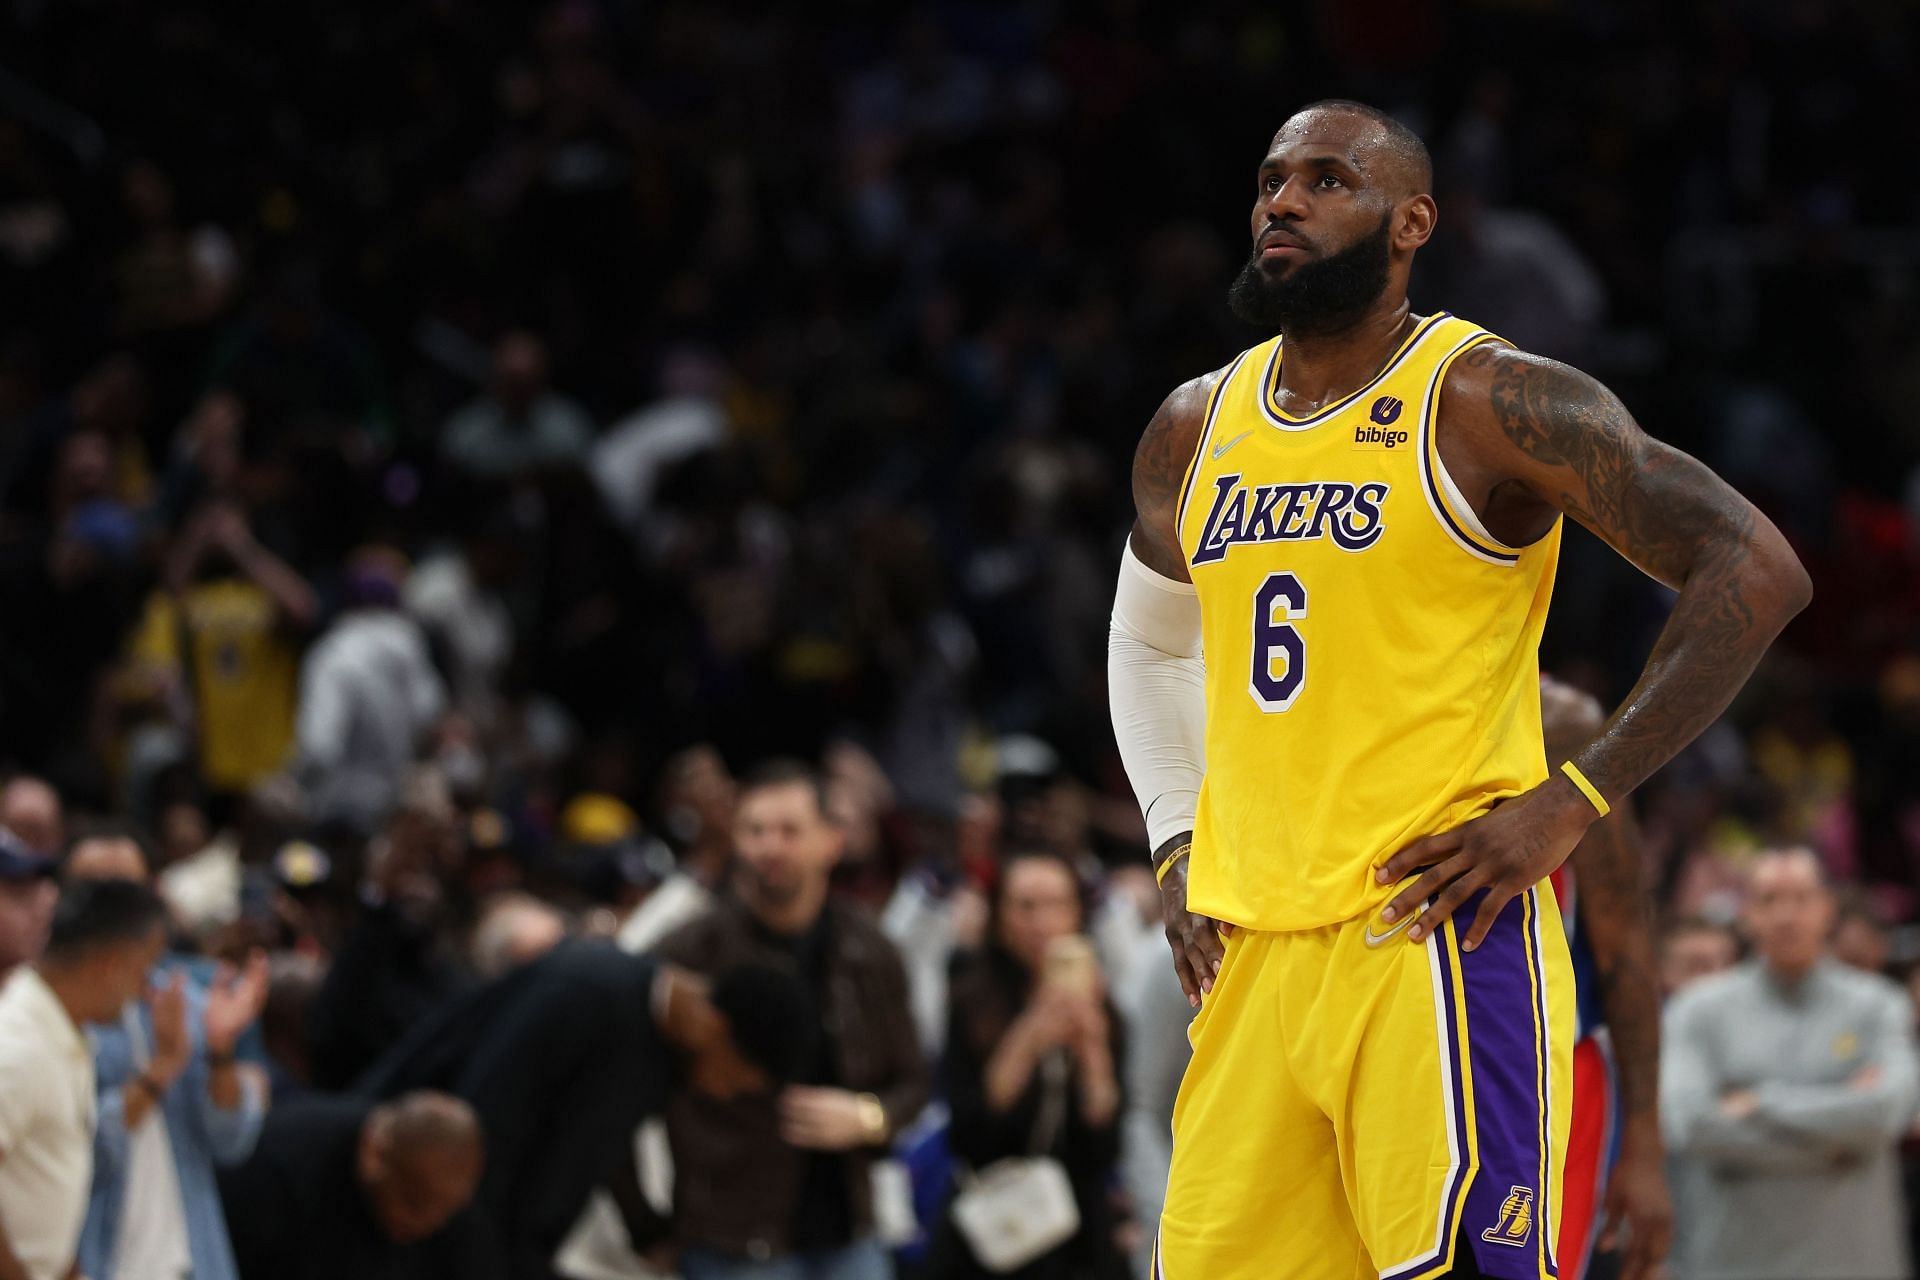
xmin=1394 ymin=194 xmax=1437 ymax=252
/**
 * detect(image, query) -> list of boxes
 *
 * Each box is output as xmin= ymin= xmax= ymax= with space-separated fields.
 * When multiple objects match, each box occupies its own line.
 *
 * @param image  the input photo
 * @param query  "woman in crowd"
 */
xmin=931 ymin=850 xmax=1129 ymax=1280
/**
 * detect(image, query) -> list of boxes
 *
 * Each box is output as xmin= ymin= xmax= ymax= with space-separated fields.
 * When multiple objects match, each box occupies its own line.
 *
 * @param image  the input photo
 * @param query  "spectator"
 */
xmin=995 ymin=741 xmax=1151 ymax=994
xmin=470 ymin=892 xmax=568 ymax=979
xmin=306 ymin=795 xmax=465 ymax=1089
xmin=1658 ymin=856 xmax=1747 ymax=1278
xmin=403 ymin=505 xmax=521 ymax=729
xmin=361 ymin=940 xmax=811 ymax=1280
xmin=1661 ymin=915 xmax=1742 ymax=1000
xmin=879 ymin=792 xmax=994 ymax=1056
xmin=154 ymin=799 xmax=211 ymax=873
xmin=441 ymin=331 xmax=594 ymax=481
xmin=0 ymin=426 xmax=145 ymax=778
xmin=879 ymin=859 xmax=973 ymax=1058
xmin=1663 ymin=848 xmax=1920 ymax=1280
xmin=0 ymin=879 xmax=168 ymax=1280
xmin=1835 ymin=891 xmax=1895 ymax=977
xmin=111 ymin=159 xmax=238 ymax=341
xmin=217 ymin=1090 xmax=483 ymax=1280
xmin=0 ymin=774 xmax=63 ymax=857
xmin=295 ymin=546 xmax=446 ymax=835
xmin=126 ymin=499 xmax=317 ymax=797
xmin=933 ymin=849 xmax=1128 ymax=1280
xmin=614 ymin=845 xmax=716 ymax=956
xmin=651 ymin=760 xmax=929 ymax=1280
xmin=0 ymin=354 xmax=150 ymax=526
xmin=0 ymin=828 xmax=57 ymax=981
xmin=591 ymin=349 xmax=729 ymax=546
xmin=150 ymin=391 xmax=244 ymax=546
xmin=150 ymin=800 xmax=240 ymax=945
xmin=617 ymin=745 xmax=738 ymax=954
xmin=67 ymin=831 xmax=269 ymax=1280
xmin=201 ymin=262 xmax=389 ymax=451
xmin=659 ymin=744 xmax=739 ymax=890
xmin=257 ymin=950 xmax=324 ymax=1100
xmin=1119 ymin=926 xmax=1193 ymax=1278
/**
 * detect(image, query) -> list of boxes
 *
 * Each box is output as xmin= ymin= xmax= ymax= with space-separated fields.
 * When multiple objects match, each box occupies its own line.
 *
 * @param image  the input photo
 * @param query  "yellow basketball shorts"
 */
xmin=1154 ymin=885 xmax=1574 ymax=1280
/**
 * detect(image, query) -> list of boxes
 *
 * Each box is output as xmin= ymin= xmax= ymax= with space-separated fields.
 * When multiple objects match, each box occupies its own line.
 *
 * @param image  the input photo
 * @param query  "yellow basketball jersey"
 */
xmin=1176 ymin=313 xmax=1560 ymax=933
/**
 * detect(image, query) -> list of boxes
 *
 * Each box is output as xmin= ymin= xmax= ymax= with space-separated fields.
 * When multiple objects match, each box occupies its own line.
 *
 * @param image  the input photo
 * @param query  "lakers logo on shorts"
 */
xmin=1480 ymin=1186 xmax=1534 ymax=1248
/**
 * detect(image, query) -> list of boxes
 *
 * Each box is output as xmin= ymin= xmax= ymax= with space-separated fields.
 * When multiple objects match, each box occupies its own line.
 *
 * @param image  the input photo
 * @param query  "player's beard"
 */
xmin=1228 ymin=212 xmax=1394 ymax=337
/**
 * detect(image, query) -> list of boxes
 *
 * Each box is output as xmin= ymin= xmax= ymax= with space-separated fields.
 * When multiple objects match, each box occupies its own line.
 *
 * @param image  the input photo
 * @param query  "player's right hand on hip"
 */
xmin=1156 ymin=838 xmax=1231 ymax=1008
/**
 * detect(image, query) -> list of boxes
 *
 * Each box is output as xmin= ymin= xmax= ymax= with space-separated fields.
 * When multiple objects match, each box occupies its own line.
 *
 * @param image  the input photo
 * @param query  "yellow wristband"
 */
xmin=1153 ymin=843 xmax=1192 ymax=886
xmin=1560 ymin=760 xmax=1611 ymax=818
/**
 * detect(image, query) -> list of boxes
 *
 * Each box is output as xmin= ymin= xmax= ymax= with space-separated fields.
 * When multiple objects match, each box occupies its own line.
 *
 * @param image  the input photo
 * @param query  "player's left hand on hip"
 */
xmin=1374 ymin=774 xmax=1595 ymax=951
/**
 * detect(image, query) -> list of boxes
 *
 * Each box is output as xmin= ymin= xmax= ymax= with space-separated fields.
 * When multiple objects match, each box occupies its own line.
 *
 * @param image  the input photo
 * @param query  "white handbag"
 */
xmin=950 ymin=1053 xmax=1081 ymax=1273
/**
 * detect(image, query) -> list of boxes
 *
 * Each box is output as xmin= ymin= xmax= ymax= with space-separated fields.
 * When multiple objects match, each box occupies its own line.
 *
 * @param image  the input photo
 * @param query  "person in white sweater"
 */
xmin=296 ymin=548 xmax=446 ymax=835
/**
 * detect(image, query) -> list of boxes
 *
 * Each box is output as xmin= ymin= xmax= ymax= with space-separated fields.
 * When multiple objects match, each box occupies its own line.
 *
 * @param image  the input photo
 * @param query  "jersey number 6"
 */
xmin=1250 ymin=572 xmax=1306 ymax=712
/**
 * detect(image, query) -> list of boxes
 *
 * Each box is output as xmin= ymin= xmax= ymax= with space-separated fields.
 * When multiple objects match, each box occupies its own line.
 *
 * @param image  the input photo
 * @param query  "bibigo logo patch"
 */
xmin=1354 ymin=397 xmax=1409 ymax=449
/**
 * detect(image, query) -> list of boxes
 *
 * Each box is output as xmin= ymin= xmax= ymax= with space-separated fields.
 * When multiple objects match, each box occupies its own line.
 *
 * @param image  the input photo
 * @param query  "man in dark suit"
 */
xmin=219 ymin=1091 xmax=482 ymax=1280
xmin=360 ymin=940 xmax=807 ymax=1280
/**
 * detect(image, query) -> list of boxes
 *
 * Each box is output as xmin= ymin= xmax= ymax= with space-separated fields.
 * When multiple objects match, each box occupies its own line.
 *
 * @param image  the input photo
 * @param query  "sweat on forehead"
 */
xmin=1269 ymin=102 xmax=1432 ymax=196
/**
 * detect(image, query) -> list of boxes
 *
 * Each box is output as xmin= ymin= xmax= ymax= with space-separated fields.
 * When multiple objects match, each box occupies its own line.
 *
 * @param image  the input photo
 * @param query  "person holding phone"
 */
xmin=932 ymin=850 xmax=1129 ymax=1280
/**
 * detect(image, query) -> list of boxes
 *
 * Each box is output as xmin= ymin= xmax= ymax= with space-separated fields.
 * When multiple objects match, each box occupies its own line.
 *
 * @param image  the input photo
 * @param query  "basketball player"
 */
xmin=1108 ymin=100 xmax=1809 ymax=1280
xmin=1539 ymin=676 xmax=1670 ymax=1280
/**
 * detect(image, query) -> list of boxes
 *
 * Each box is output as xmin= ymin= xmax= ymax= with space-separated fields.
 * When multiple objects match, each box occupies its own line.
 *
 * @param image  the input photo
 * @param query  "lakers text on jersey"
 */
xmin=1175 ymin=312 xmax=1561 ymax=933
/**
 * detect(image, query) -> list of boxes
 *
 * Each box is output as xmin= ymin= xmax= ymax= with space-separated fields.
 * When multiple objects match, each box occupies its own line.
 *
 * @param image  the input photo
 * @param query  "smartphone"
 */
xmin=1042 ymin=934 xmax=1098 ymax=997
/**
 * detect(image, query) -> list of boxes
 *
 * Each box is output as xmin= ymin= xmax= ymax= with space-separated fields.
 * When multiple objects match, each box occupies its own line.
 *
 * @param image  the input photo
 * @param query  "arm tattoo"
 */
xmin=1128 ymin=376 xmax=1221 ymax=521
xmin=1572 ymin=809 xmax=1661 ymax=1122
xmin=1129 ymin=372 xmax=1218 ymax=578
xmin=1131 ymin=392 xmax=1197 ymax=522
xmin=1468 ymin=348 xmax=1810 ymax=799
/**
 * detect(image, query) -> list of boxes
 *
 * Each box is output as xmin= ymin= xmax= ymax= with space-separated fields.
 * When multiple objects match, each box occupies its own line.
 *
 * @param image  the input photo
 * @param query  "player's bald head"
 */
xmin=360 ymin=1091 xmax=483 ymax=1245
xmin=1276 ymin=100 xmax=1432 ymax=200
xmin=384 ymin=1091 xmax=482 ymax=1154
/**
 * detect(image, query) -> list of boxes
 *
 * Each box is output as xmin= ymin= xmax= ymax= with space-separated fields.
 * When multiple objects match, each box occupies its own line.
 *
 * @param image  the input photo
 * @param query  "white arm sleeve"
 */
xmin=1108 ymin=541 xmax=1207 ymax=851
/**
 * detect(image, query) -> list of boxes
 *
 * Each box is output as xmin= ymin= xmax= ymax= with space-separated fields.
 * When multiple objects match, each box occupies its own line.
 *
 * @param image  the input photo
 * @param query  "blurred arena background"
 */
xmin=0 ymin=2 xmax=1916 ymax=1279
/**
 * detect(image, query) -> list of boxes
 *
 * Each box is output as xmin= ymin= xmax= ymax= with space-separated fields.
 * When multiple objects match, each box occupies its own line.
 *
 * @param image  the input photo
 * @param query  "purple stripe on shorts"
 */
xmin=1527 ymin=892 xmax=1560 ymax=1277
xmin=1452 ymin=886 xmax=1557 ymax=1280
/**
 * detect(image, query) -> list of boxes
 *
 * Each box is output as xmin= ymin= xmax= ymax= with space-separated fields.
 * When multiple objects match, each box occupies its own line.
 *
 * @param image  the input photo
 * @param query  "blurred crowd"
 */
xmin=3 ymin=0 xmax=1920 ymax=1277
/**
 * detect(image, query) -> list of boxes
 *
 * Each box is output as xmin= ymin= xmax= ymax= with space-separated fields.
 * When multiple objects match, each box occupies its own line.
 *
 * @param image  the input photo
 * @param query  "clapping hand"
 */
xmin=203 ymin=950 xmax=269 ymax=1056
xmin=147 ymin=973 xmax=191 ymax=1087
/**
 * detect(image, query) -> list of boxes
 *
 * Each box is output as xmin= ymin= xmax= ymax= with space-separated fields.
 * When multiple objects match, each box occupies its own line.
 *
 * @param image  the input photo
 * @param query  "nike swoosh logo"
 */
xmin=1210 ymin=430 xmax=1252 ymax=461
xmin=1362 ymin=905 xmax=1425 ymax=948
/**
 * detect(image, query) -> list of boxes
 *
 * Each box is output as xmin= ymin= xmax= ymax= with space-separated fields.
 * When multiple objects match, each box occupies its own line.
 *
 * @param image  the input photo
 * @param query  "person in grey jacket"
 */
xmin=1662 ymin=847 xmax=1919 ymax=1280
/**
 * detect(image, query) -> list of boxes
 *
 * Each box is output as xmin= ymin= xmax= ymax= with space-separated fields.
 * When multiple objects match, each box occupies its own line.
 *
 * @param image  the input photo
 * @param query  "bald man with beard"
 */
xmin=1110 ymin=98 xmax=1807 ymax=1280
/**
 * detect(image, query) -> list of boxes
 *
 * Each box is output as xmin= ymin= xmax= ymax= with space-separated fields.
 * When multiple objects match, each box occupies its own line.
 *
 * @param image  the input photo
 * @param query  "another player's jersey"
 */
xmin=1549 ymin=866 xmax=1607 ymax=1039
xmin=1176 ymin=313 xmax=1561 ymax=932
